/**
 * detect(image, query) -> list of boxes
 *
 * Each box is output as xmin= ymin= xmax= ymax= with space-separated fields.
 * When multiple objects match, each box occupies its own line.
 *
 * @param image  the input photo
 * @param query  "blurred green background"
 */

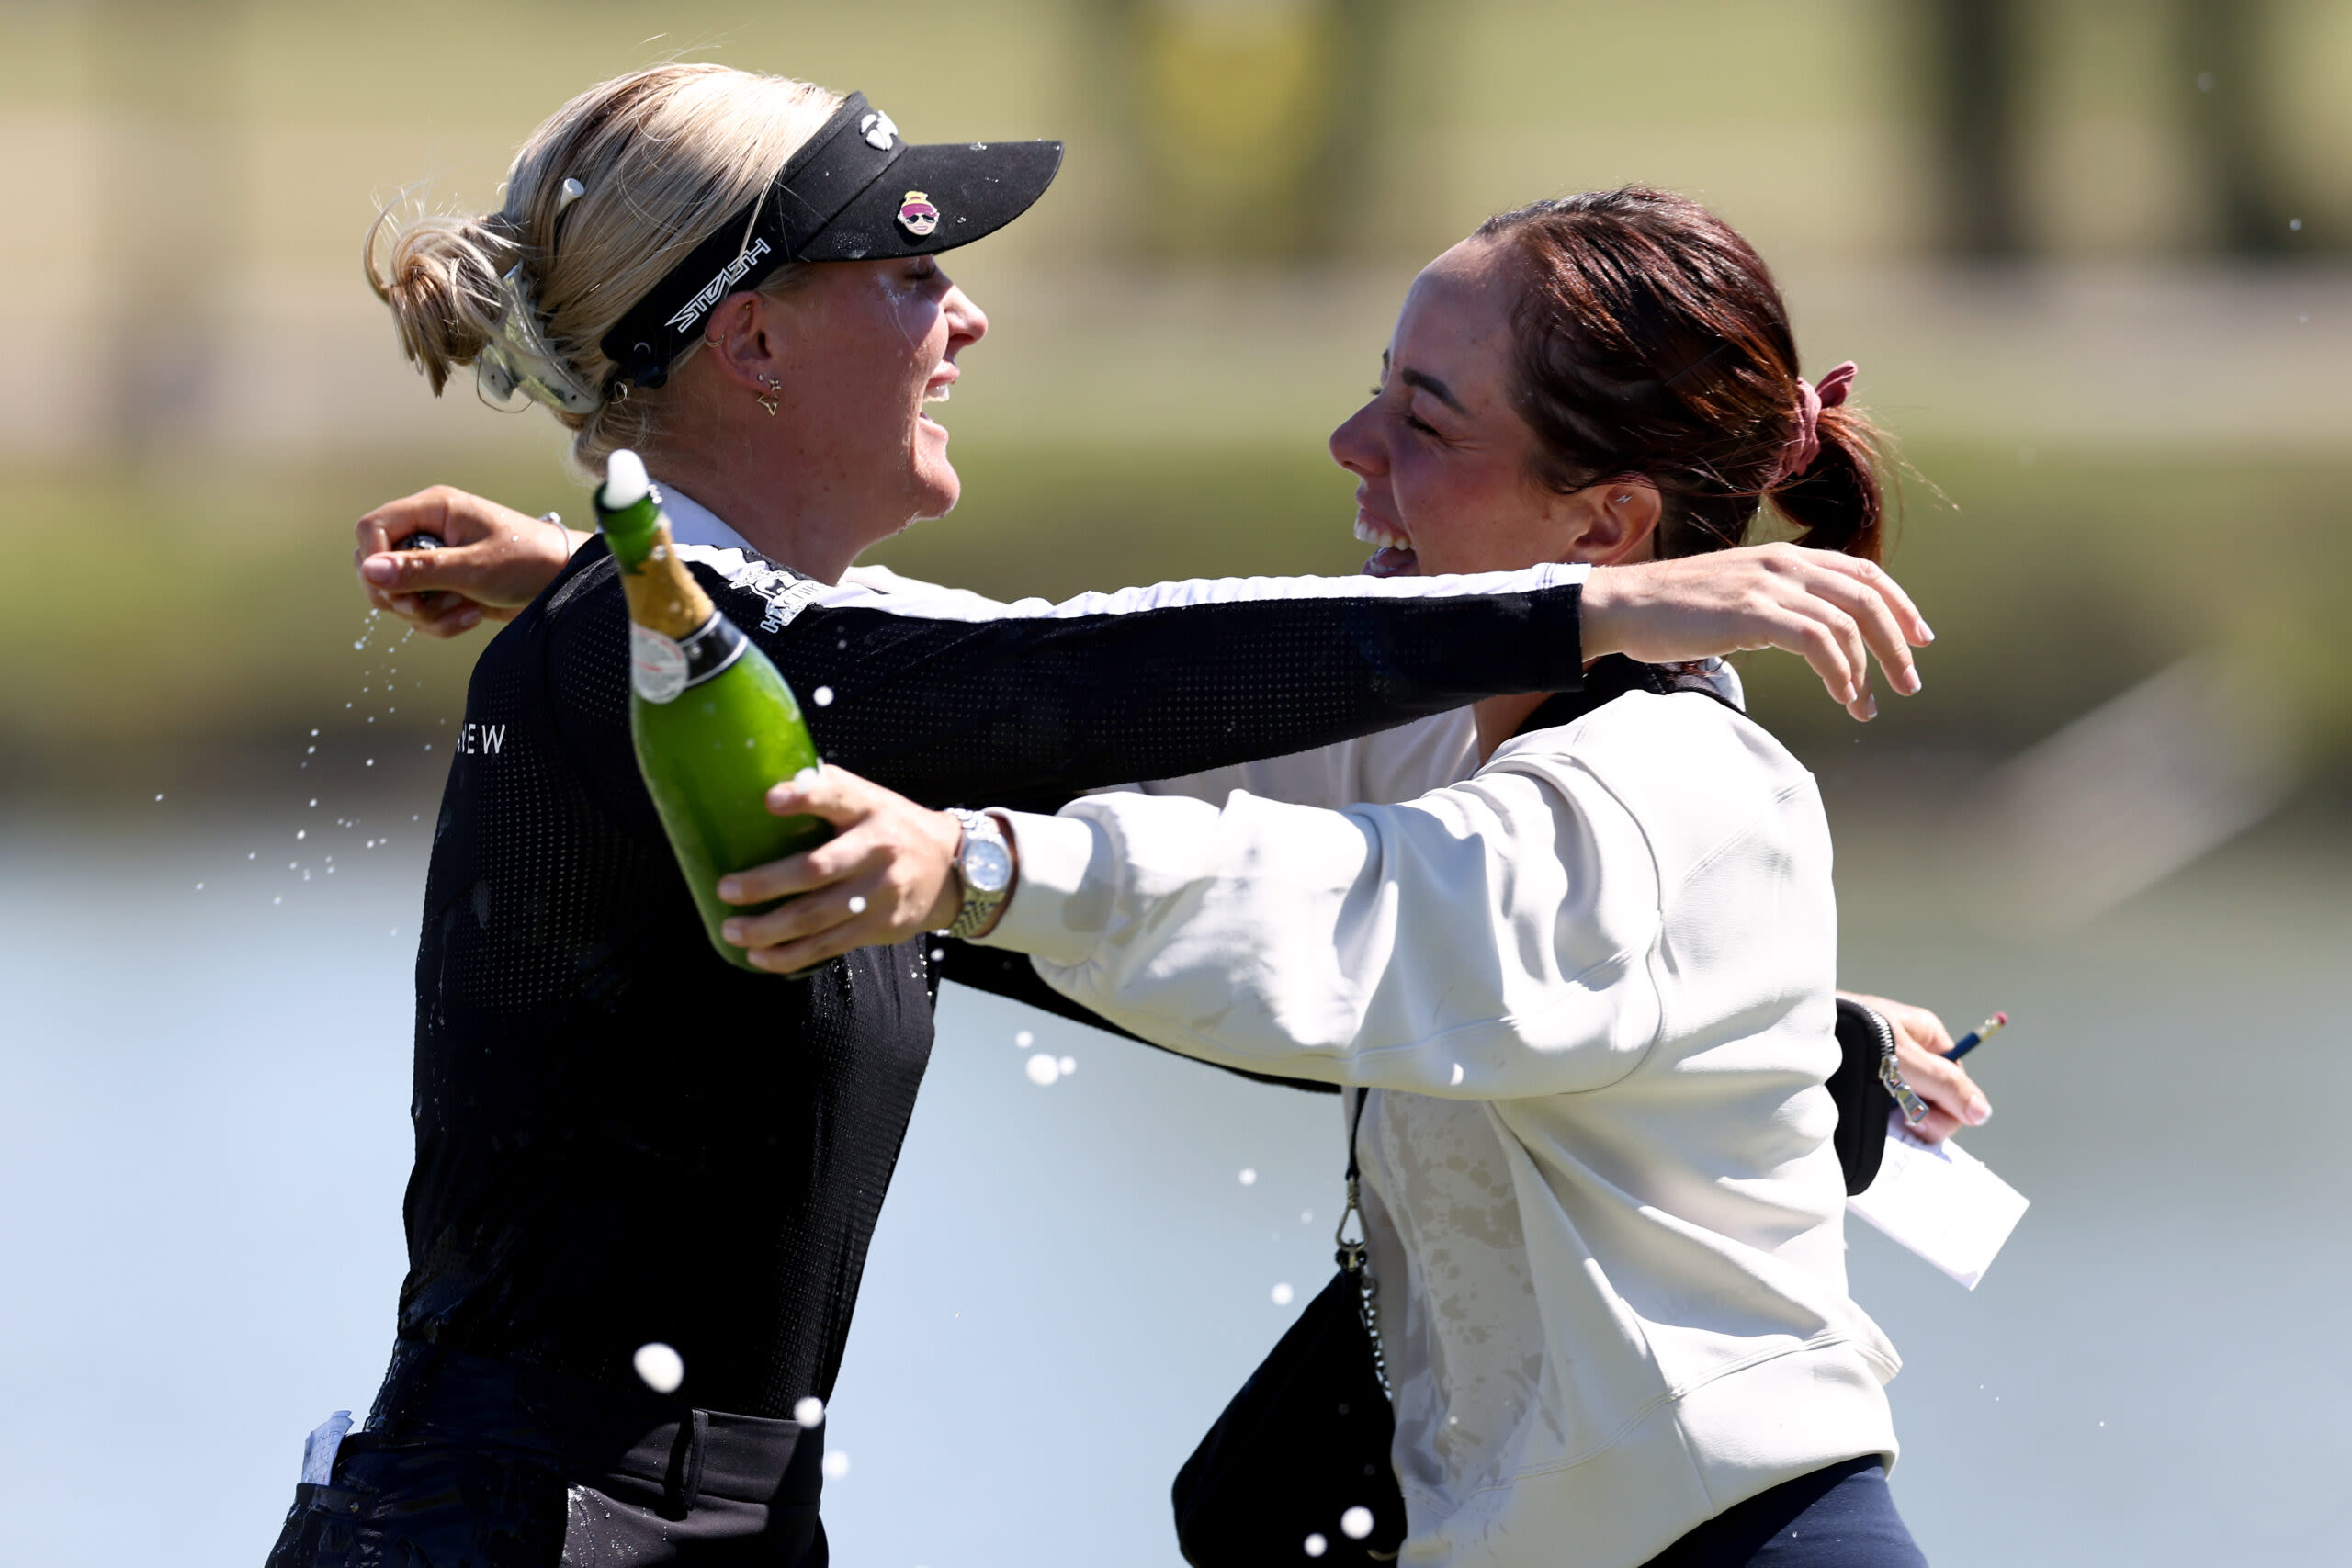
xmin=4 ymin=0 xmax=2347 ymax=809
xmin=4 ymin=7 xmax=2349 ymax=1567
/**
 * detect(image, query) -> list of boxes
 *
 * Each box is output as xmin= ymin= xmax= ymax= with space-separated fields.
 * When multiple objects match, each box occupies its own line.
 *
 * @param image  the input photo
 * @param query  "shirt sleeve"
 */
xmin=669 ymin=545 xmax=1589 ymax=812
xmin=973 ymin=764 xmax=1669 ymax=1099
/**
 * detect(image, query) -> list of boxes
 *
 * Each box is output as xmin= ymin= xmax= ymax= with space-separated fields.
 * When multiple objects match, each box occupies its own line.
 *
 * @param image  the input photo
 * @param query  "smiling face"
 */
xmin=766 ymin=253 xmax=984 ymax=526
xmin=1329 ymin=235 xmax=1657 ymax=579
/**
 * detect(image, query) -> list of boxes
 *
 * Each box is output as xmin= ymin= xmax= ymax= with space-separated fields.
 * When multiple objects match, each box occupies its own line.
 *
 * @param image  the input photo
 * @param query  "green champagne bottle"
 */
xmin=594 ymin=449 xmax=831 ymax=973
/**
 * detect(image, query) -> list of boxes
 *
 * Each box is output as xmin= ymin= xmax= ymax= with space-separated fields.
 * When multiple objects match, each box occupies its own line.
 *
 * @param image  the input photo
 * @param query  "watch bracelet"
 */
xmin=947 ymin=808 xmax=1010 ymax=939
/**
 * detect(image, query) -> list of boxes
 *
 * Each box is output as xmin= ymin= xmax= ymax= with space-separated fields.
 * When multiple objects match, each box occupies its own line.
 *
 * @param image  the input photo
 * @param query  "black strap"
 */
xmin=1334 ymin=1086 xmax=1390 ymax=1395
xmin=1512 ymin=653 xmax=1737 ymax=739
xmin=662 ymin=1408 xmax=709 ymax=1520
xmin=935 ymin=941 xmax=1338 ymax=1095
xmin=1345 ymin=1086 xmax=1368 ymax=1184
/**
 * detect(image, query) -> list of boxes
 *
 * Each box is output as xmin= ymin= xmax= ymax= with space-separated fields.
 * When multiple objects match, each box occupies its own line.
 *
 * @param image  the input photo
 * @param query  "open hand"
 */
xmin=1581 ymin=544 xmax=1932 ymax=722
xmin=716 ymin=765 xmax=970 ymax=974
xmin=353 ymin=486 xmax=584 ymax=637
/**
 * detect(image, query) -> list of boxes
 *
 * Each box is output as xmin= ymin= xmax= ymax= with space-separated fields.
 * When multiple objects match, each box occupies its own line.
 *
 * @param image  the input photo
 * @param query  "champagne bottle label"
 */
xmin=629 ymin=625 xmax=689 ymax=703
xmin=630 ymin=614 xmax=750 ymax=704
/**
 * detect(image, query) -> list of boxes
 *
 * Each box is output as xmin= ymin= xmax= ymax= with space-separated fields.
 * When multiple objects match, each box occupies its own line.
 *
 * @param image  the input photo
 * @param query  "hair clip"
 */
xmin=476 ymin=265 xmax=602 ymax=415
xmin=558 ymin=177 xmax=586 ymax=213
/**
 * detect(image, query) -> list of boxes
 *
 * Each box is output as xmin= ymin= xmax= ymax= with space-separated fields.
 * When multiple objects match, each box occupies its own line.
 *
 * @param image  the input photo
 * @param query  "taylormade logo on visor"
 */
xmin=665 ymin=238 xmax=773 ymax=333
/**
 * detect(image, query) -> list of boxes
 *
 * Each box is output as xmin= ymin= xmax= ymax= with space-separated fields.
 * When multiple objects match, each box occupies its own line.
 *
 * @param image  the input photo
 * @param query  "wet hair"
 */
xmin=1476 ymin=186 xmax=1885 ymax=561
xmin=364 ymin=64 xmax=842 ymax=477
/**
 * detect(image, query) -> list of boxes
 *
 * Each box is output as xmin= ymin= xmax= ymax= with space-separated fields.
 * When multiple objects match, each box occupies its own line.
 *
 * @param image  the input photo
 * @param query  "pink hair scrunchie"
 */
xmin=1774 ymin=360 xmax=1858 ymax=485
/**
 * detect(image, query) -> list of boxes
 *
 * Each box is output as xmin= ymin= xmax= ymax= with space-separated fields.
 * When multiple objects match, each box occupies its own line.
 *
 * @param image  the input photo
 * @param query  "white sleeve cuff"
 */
xmin=977 ymin=809 xmax=1107 ymax=968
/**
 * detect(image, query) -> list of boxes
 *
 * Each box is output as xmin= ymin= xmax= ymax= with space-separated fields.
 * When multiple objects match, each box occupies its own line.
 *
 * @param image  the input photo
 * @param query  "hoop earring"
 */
xmin=755 ymin=375 xmax=782 ymax=417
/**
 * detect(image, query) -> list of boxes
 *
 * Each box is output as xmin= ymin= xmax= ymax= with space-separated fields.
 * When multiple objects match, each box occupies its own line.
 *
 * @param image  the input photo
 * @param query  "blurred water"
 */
xmin=0 ymin=810 xmax=2345 ymax=1566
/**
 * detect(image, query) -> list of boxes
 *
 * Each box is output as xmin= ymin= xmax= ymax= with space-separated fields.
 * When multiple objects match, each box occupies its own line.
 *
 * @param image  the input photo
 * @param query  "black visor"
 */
xmin=598 ymin=92 xmax=1062 ymax=393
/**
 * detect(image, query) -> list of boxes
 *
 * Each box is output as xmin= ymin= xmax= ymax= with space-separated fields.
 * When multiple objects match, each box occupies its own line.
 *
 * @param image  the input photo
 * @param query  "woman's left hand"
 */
xmin=716 ymin=765 xmax=967 ymax=974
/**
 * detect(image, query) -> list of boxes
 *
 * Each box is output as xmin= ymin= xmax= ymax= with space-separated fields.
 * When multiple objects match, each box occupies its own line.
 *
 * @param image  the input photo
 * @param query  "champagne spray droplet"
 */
xmin=632 ymin=1342 xmax=684 ymax=1394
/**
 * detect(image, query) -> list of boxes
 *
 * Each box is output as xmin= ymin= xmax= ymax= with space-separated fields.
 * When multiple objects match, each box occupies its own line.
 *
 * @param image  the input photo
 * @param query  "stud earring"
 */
xmin=755 ymin=375 xmax=782 ymax=417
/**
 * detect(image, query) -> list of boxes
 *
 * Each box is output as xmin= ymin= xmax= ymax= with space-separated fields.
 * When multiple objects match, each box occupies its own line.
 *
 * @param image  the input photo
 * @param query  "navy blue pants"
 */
xmin=1640 ymin=1456 xmax=1927 ymax=1567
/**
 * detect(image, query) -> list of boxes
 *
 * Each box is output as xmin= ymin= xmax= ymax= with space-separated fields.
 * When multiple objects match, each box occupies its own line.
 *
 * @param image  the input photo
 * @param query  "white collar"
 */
xmin=650 ymin=481 xmax=756 ymax=556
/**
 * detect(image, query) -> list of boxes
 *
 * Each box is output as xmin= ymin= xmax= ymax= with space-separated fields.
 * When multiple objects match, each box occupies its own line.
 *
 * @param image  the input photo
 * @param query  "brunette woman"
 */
xmin=732 ymin=188 xmax=1953 ymax=1566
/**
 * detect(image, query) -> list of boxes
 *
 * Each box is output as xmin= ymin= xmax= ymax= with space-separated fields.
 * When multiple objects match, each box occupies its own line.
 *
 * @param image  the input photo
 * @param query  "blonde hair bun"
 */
xmin=364 ymin=63 xmax=842 ymax=475
xmin=367 ymin=211 xmax=520 ymax=396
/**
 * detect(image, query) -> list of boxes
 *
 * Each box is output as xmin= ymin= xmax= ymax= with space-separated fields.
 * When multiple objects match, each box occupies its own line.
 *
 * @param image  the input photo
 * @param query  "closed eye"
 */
xmin=1369 ymin=379 xmax=1437 ymax=437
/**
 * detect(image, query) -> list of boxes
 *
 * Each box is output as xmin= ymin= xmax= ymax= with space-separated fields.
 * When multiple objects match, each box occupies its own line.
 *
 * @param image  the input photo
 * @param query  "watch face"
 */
xmin=962 ymin=837 xmax=1014 ymax=896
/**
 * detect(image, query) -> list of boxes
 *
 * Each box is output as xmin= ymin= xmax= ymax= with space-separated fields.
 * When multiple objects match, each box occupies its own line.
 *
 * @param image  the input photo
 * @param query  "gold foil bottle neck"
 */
xmin=616 ymin=521 xmax=716 ymax=640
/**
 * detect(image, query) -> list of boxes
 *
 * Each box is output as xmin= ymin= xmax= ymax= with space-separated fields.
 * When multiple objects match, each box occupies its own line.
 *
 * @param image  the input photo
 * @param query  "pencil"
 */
xmin=1946 ymin=1012 xmax=2008 ymax=1063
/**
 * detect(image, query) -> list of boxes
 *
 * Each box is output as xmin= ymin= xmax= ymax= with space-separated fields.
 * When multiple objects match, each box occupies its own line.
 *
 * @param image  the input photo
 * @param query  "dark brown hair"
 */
xmin=1476 ymin=186 xmax=1884 ymax=561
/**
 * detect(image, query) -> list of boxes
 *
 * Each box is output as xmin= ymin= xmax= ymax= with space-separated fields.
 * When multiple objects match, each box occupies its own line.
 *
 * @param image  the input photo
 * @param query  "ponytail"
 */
xmin=1771 ymin=402 xmax=1886 ymax=562
xmin=1478 ymin=187 xmax=1897 ymax=568
xmin=364 ymin=207 xmax=520 ymax=396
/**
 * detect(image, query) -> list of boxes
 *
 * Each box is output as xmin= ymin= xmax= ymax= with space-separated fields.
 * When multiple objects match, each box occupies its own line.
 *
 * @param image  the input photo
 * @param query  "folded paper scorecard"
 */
xmin=1846 ymin=1114 xmax=2030 ymax=1290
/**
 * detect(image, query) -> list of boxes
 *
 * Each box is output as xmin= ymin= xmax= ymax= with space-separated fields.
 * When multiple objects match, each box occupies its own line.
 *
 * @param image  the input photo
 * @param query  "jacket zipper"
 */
xmin=1867 ymin=1008 xmax=1930 ymax=1126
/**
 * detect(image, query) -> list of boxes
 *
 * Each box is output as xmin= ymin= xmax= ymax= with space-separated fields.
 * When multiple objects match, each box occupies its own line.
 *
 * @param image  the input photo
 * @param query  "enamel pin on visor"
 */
xmin=897 ymin=191 xmax=941 ymax=238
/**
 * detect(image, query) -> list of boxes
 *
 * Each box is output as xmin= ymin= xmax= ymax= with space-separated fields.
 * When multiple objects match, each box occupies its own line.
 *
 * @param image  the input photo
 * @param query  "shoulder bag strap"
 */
xmin=1335 ymin=1087 xmax=1391 ymax=1395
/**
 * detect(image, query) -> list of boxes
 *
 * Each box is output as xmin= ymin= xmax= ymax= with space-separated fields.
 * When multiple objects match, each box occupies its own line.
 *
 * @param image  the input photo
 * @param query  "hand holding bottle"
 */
xmin=597 ymin=450 xmax=835 ymax=973
xmin=355 ymin=486 xmax=584 ymax=637
xmin=717 ymin=765 xmax=975 ymax=974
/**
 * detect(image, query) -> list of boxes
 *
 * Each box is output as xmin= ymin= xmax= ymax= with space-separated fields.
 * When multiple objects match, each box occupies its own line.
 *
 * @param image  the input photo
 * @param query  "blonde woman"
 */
xmin=721 ymin=189 xmax=1963 ymax=1565
xmin=288 ymin=62 xmax=1936 ymax=1568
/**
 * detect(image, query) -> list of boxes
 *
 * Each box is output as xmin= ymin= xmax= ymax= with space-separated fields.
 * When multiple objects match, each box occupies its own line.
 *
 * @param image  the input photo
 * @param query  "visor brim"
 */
xmin=795 ymin=139 xmax=1064 ymax=263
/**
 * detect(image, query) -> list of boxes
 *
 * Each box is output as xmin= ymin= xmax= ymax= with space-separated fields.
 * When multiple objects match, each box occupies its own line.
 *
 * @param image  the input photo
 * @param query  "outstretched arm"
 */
xmin=690 ymin=552 xmax=1594 ymax=811
xmin=723 ymin=761 xmax=1671 ymax=1097
xmin=710 ymin=767 xmax=1991 ymax=1137
xmin=353 ymin=486 xmax=1928 ymax=718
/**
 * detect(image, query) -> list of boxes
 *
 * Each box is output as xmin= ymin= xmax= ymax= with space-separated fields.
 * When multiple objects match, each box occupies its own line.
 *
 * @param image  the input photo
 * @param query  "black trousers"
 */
xmin=1641 ymin=1456 xmax=1928 ymax=1568
xmin=264 ymin=1341 xmax=825 ymax=1567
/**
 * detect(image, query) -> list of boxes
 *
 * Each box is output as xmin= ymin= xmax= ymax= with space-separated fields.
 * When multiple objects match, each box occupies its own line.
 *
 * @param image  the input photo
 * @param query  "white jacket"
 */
xmin=981 ymin=672 xmax=1900 ymax=1568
